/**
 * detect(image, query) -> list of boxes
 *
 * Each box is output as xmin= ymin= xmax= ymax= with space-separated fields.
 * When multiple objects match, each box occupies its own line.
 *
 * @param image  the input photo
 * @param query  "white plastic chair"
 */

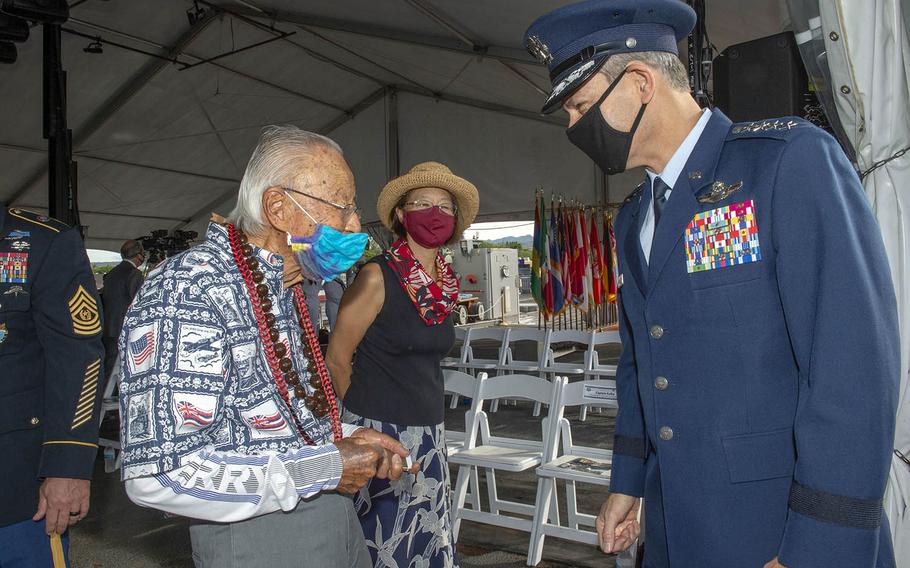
xmin=578 ymin=330 xmax=622 ymax=420
xmin=494 ymin=327 xmax=548 ymax=415
xmin=461 ymin=326 xmax=507 ymax=375
xmin=541 ymin=329 xmax=594 ymax=378
xmin=442 ymin=369 xmax=479 ymax=455
xmin=442 ymin=327 xmax=472 ymax=408
xmin=527 ymin=378 xmax=640 ymax=566
xmin=497 ymin=328 xmax=547 ymax=374
xmin=443 ymin=369 xmax=484 ymax=512
xmin=450 ymin=373 xmax=562 ymax=541
xmin=584 ymin=330 xmax=621 ymax=379
xmin=441 ymin=326 xmax=470 ymax=370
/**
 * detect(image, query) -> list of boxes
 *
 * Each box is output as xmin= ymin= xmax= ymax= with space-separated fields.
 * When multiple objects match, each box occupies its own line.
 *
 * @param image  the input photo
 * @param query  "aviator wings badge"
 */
xmin=698 ymin=181 xmax=744 ymax=204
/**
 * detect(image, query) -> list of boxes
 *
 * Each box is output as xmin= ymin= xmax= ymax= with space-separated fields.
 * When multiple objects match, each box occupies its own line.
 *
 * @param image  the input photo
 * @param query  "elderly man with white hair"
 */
xmin=118 ymin=126 xmax=413 ymax=568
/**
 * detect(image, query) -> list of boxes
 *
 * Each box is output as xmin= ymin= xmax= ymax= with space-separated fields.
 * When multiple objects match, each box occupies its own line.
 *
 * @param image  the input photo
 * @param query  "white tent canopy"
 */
xmin=813 ymin=0 xmax=910 ymax=561
xmin=0 ymin=0 xmax=785 ymax=250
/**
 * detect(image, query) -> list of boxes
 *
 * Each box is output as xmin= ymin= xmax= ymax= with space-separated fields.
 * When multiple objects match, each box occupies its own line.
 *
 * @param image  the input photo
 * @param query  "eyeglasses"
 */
xmin=282 ymin=187 xmax=362 ymax=223
xmin=402 ymin=199 xmax=458 ymax=217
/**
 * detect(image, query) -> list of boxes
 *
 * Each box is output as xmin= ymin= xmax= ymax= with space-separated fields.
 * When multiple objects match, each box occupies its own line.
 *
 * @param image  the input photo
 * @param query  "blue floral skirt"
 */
xmin=346 ymin=413 xmax=459 ymax=568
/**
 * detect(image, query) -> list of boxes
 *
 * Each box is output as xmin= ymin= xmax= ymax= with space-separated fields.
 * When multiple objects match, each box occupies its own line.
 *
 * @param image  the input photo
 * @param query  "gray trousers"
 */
xmin=189 ymin=493 xmax=370 ymax=568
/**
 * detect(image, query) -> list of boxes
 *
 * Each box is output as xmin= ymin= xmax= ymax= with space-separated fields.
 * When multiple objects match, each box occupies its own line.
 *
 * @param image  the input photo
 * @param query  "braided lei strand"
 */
xmin=227 ymin=223 xmax=341 ymax=445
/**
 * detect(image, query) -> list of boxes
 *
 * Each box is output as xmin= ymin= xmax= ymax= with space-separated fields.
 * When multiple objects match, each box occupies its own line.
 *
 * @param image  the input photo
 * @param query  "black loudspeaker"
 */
xmin=0 ymin=14 xmax=28 ymax=42
xmin=713 ymin=32 xmax=808 ymax=122
xmin=0 ymin=0 xmax=69 ymax=25
xmin=0 ymin=40 xmax=16 ymax=63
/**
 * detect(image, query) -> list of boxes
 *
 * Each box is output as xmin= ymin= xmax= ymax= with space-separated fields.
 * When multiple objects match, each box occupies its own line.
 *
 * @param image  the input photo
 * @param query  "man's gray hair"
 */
xmin=227 ymin=125 xmax=343 ymax=235
xmin=599 ymin=51 xmax=690 ymax=92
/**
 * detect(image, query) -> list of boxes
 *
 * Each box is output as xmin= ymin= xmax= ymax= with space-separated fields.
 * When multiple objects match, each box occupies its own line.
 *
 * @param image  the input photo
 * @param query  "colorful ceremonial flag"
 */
xmin=606 ymin=212 xmax=618 ymax=302
xmin=590 ymin=209 xmax=604 ymax=306
xmin=540 ymin=197 xmax=552 ymax=318
xmin=548 ymin=200 xmax=565 ymax=315
xmin=568 ymin=209 xmax=581 ymax=306
xmin=571 ymin=209 xmax=586 ymax=310
xmin=531 ymin=193 xmax=543 ymax=310
xmin=580 ymin=211 xmax=593 ymax=309
xmin=559 ymin=203 xmax=572 ymax=309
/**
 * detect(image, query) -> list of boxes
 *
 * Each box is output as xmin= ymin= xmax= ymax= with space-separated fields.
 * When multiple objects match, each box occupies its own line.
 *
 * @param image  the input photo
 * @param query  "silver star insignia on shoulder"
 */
xmin=732 ymin=120 xmax=801 ymax=135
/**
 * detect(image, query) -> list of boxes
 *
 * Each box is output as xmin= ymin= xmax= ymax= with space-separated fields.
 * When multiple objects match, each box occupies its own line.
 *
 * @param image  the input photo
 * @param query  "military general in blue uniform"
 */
xmin=525 ymin=1 xmax=900 ymax=567
xmin=0 ymin=205 xmax=105 ymax=567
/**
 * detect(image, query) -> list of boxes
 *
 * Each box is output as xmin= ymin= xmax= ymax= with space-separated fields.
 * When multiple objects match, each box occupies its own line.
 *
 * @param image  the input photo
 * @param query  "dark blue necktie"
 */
xmin=653 ymin=177 xmax=670 ymax=228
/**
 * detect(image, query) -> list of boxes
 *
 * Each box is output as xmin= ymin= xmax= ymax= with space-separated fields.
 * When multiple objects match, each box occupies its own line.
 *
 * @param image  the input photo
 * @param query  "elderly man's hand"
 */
xmin=336 ymin=438 xmax=384 ymax=494
xmin=349 ymin=427 xmax=419 ymax=480
xmin=33 ymin=477 xmax=90 ymax=535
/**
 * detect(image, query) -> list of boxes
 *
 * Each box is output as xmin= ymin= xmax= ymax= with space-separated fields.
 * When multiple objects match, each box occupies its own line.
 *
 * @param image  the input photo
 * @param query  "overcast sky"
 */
xmin=464 ymin=221 xmax=534 ymax=241
xmin=87 ymin=249 xmax=121 ymax=263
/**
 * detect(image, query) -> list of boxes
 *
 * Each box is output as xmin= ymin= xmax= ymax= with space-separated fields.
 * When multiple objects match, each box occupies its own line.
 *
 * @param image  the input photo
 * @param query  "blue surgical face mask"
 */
xmin=285 ymin=193 xmax=368 ymax=282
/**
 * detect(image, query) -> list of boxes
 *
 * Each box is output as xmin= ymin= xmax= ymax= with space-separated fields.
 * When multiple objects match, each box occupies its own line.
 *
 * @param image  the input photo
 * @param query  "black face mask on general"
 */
xmin=565 ymin=68 xmax=648 ymax=175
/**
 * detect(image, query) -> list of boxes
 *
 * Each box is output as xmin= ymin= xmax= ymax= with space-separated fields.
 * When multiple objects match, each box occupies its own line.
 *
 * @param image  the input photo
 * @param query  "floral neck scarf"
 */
xmin=385 ymin=239 xmax=459 ymax=326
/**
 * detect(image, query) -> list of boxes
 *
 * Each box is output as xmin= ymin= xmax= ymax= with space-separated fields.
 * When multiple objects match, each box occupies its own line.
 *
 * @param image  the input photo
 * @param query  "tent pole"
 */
xmin=385 ymin=88 xmax=400 ymax=180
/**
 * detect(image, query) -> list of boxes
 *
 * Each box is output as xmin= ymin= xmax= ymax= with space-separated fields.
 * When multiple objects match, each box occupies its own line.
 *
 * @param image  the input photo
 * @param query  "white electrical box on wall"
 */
xmin=452 ymin=247 xmax=520 ymax=323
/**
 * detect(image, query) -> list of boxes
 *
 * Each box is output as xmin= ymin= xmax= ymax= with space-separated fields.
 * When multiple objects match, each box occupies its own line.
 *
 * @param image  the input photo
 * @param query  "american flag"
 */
xmin=176 ymin=401 xmax=215 ymax=428
xmin=130 ymin=331 xmax=155 ymax=365
xmin=248 ymin=412 xmax=286 ymax=431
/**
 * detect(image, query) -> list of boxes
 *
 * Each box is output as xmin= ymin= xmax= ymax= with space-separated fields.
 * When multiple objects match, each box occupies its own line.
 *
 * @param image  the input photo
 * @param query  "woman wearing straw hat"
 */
xmin=327 ymin=162 xmax=478 ymax=568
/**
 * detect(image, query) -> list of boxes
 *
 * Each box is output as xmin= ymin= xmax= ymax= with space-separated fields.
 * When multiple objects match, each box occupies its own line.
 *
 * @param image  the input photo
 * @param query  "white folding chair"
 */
xmin=442 ymin=327 xmax=472 ymax=408
xmin=98 ymin=355 xmax=122 ymax=473
xmin=494 ymin=327 xmax=548 ymax=415
xmin=584 ymin=330 xmax=621 ymax=379
xmin=528 ymin=378 xmax=640 ymax=566
xmin=442 ymin=370 xmax=480 ymax=454
xmin=450 ymin=373 xmax=562 ymax=541
xmin=441 ymin=327 xmax=470 ymax=370
xmin=497 ymin=328 xmax=546 ymax=374
xmin=578 ymin=330 xmax=622 ymax=420
xmin=541 ymin=329 xmax=594 ymax=378
xmin=461 ymin=327 xmax=507 ymax=376
xmin=443 ymin=369 xmax=484 ymax=512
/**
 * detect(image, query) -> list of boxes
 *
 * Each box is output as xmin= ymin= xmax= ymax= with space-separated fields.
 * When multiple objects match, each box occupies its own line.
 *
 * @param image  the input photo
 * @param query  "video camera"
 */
xmin=137 ymin=229 xmax=198 ymax=265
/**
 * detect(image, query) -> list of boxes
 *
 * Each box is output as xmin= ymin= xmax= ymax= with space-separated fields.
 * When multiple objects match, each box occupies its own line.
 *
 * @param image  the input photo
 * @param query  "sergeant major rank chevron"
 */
xmin=69 ymin=285 xmax=101 ymax=336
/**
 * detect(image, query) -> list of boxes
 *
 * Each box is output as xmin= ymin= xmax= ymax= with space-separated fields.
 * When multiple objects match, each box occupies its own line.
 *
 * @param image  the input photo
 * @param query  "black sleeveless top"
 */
xmin=343 ymin=255 xmax=455 ymax=426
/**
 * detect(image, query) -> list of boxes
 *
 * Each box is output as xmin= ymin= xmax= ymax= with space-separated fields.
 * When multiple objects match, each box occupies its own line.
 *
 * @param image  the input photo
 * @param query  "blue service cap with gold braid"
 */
xmin=524 ymin=0 xmax=696 ymax=114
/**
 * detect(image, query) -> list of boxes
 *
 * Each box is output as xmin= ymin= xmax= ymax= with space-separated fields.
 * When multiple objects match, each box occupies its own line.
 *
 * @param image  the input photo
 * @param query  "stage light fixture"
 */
xmin=0 ymin=40 xmax=16 ymax=63
xmin=0 ymin=14 xmax=28 ymax=42
xmin=186 ymin=1 xmax=205 ymax=26
xmin=0 ymin=0 xmax=69 ymax=25
xmin=83 ymin=37 xmax=102 ymax=54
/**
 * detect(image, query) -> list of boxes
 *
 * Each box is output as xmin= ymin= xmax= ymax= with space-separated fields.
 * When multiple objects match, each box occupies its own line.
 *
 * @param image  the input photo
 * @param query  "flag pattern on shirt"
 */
xmin=176 ymin=401 xmax=215 ymax=428
xmin=685 ymin=200 xmax=762 ymax=273
xmin=248 ymin=412 xmax=287 ymax=432
xmin=130 ymin=331 xmax=155 ymax=366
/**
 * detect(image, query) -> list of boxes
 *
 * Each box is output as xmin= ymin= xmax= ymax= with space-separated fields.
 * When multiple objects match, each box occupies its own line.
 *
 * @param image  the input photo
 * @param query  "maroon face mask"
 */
xmin=403 ymin=207 xmax=456 ymax=248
